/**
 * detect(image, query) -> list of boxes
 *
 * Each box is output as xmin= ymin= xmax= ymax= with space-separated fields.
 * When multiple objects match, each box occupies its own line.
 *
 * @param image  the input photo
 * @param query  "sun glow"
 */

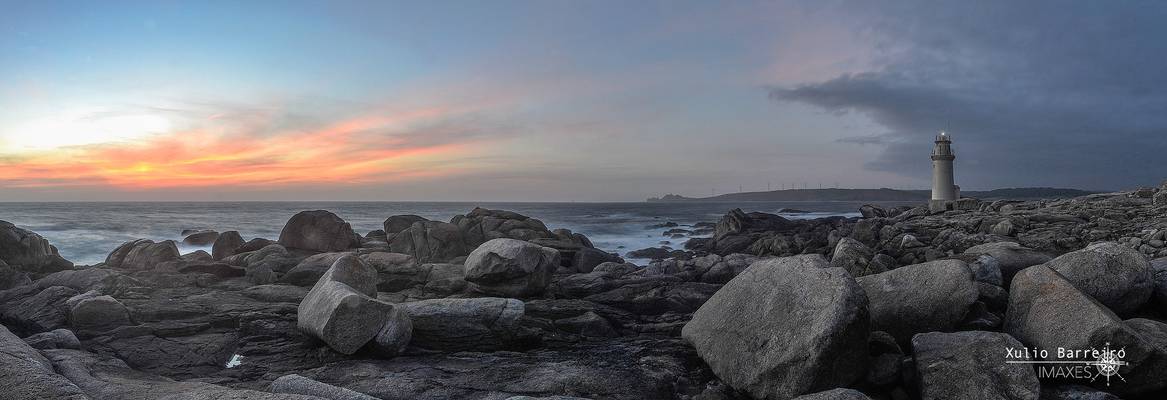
xmin=0 ymin=106 xmax=480 ymax=189
xmin=3 ymin=108 xmax=172 ymax=153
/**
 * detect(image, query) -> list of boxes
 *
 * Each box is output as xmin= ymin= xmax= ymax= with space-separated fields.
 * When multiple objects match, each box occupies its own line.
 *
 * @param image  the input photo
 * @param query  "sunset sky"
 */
xmin=3 ymin=1 xmax=1165 ymax=201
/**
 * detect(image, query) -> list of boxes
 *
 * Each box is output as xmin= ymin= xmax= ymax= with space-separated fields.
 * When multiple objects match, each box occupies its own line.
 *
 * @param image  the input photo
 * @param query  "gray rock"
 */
xmin=181 ymin=249 xmax=213 ymax=262
xmin=365 ymin=307 xmax=413 ymax=357
xmin=681 ymin=255 xmax=870 ymax=400
xmin=182 ymin=230 xmax=219 ymax=245
xmin=949 ymin=253 xmax=1004 ymax=286
xmin=830 ymin=237 xmax=883 ymax=277
xmin=22 ymin=328 xmax=80 ymax=350
xmin=271 ymin=373 xmax=378 ymax=400
xmin=241 ymin=284 xmax=310 ymax=303
xmin=278 ymin=210 xmax=361 ymax=252
xmin=912 ymin=331 xmax=1040 ymax=400
xmin=383 ymin=215 xmax=428 ymax=235
xmin=0 ymin=324 xmax=88 ymax=399
xmin=1004 ymin=265 xmax=1120 ymax=354
xmin=297 ymin=255 xmax=394 ymax=354
xmin=573 ymin=246 xmax=620 ymax=273
xmin=0 ymin=220 xmax=73 ymax=274
xmin=554 ymin=311 xmax=618 ymax=337
xmin=1087 ymin=318 xmax=1167 ymax=396
xmin=68 ymin=294 xmax=133 ymax=333
xmin=856 ymin=259 xmax=980 ymax=344
xmin=0 ymin=259 xmax=31 ymax=290
xmin=175 ymin=262 xmax=245 ymax=278
xmin=211 ymin=230 xmax=245 ymax=260
xmin=464 ymin=238 xmax=560 ymax=297
xmin=42 ymin=347 xmax=319 ymax=399
xmin=280 ymin=252 xmax=351 ymax=287
xmin=1043 ymin=242 xmax=1153 ymax=316
xmin=1153 ymin=258 xmax=1167 ymax=315
xmin=390 ymin=220 xmax=470 ymax=263
xmin=963 ymin=242 xmax=1052 ymax=285
xmin=1039 ymin=385 xmax=1120 ymax=400
xmin=991 ymin=219 xmax=1017 ymax=236
xmin=32 ymin=268 xmax=131 ymax=292
xmin=1154 ymin=190 xmax=1167 ymax=207
xmin=397 ymin=297 xmax=525 ymax=351
xmin=859 ymin=204 xmax=887 ymax=219
xmin=104 ymin=239 xmax=180 ymax=270
xmin=0 ymin=285 xmax=77 ymax=335
xmin=793 ymin=389 xmax=872 ymax=400
xmin=700 ymin=253 xmax=759 ymax=283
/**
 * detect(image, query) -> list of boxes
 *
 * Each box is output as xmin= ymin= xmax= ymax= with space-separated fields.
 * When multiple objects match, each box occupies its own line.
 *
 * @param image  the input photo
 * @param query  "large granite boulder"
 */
xmin=357 ymin=252 xmax=418 ymax=291
xmin=0 ymin=325 xmax=88 ymax=399
xmin=681 ymin=255 xmax=870 ymax=399
xmin=1004 ymin=265 xmax=1120 ymax=354
xmin=297 ymin=255 xmax=399 ymax=354
xmin=714 ymin=208 xmax=792 ymax=240
xmin=464 ymin=238 xmax=560 ymax=297
xmin=104 ymin=239 xmax=180 ymax=270
xmin=383 ymin=215 xmax=428 ymax=235
xmin=856 ymin=259 xmax=980 ymax=344
xmin=281 ymin=252 xmax=351 ymax=287
xmin=278 ymin=210 xmax=361 ymax=252
xmin=912 ymin=331 xmax=1040 ymax=400
xmin=1087 ymin=318 xmax=1167 ymax=396
xmin=182 ymin=230 xmax=219 ymax=245
xmin=390 ymin=220 xmax=470 ymax=263
xmin=963 ymin=242 xmax=1052 ymax=285
xmin=453 ymin=207 xmax=556 ymax=245
xmin=68 ymin=294 xmax=133 ymax=333
xmin=211 ymin=230 xmax=245 ymax=260
xmin=397 ymin=297 xmax=525 ymax=352
xmin=830 ymin=237 xmax=883 ymax=277
xmin=1042 ymin=242 xmax=1153 ymax=316
xmin=0 ymin=220 xmax=73 ymax=274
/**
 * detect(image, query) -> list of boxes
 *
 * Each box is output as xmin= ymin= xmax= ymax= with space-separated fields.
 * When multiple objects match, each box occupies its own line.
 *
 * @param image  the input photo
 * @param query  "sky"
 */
xmin=2 ymin=0 xmax=1164 ymax=201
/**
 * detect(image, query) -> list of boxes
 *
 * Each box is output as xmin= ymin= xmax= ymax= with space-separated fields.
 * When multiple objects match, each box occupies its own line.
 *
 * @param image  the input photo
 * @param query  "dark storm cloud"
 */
xmin=771 ymin=1 xmax=1167 ymax=190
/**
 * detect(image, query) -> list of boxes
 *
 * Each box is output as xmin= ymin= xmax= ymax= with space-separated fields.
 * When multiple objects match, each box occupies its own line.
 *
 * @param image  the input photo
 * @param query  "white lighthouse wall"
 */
xmin=931 ymin=160 xmax=956 ymax=200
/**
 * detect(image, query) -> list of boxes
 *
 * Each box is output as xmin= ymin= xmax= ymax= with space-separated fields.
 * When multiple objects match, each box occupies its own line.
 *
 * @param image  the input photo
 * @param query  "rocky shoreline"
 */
xmin=1 ymin=186 xmax=1166 ymax=399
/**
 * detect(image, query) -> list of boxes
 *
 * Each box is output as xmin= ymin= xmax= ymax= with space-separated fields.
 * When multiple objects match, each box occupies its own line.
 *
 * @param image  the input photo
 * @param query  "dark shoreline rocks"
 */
xmin=1 ymin=186 xmax=1167 ymax=399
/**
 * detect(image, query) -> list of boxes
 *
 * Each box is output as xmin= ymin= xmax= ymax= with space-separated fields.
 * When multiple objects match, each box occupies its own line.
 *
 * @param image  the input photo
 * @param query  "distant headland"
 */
xmin=646 ymin=187 xmax=1100 ymax=202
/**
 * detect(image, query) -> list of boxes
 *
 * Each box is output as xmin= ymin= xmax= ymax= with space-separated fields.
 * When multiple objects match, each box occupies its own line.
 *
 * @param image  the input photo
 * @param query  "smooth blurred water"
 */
xmin=0 ymin=201 xmax=904 ymax=266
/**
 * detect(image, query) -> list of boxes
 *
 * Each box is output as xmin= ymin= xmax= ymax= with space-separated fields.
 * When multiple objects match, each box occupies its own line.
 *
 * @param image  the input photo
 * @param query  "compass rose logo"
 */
xmin=1086 ymin=342 xmax=1128 ymax=386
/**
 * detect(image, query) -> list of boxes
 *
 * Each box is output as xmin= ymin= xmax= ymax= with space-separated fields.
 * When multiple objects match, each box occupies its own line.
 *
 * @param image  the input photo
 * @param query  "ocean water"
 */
xmin=0 ymin=201 xmax=888 ymax=266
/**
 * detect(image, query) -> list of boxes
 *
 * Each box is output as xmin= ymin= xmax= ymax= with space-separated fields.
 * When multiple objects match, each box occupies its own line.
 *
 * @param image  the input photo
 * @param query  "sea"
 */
xmin=0 ymin=201 xmax=889 ymax=266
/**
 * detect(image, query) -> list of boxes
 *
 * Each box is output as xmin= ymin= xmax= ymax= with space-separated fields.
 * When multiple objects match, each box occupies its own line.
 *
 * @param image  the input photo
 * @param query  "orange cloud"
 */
xmin=0 ymin=107 xmax=481 ymax=190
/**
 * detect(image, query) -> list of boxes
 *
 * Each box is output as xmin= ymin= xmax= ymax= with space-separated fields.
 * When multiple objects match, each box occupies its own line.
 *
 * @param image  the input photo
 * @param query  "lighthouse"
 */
xmin=929 ymin=131 xmax=957 ymax=211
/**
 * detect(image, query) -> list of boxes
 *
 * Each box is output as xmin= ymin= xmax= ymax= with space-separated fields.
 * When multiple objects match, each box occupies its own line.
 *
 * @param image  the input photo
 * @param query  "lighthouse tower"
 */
xmin=929 ymin=131 xmax=956 ymax=211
